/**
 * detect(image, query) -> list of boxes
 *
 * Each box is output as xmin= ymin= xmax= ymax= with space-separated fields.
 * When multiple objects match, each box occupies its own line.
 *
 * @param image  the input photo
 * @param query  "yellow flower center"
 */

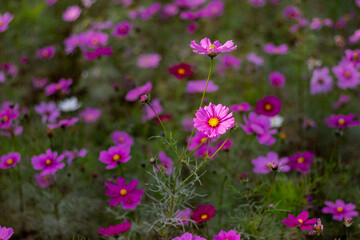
xmin=177 ymin=68 xmax=186 ymax=75
xmin=354 ymin=53 xmax=359 ymax=61
xmin=264 ymin=103 xmax=272 ymax=111
xmin=45 ymin=159 xmax=52 ymax=165
xmin=0 ymin=20 xmax=3 ymax=26
xmin=298 ymin=219 xmax=304 ymax=224
xmin=43 ymin=176 xmax=49 ymax=182
xmin=113 ymin=154 xmax=120 ymax=161
xmin=344 ymin=71 xmax=351 ymax=78
xmin=91 ymin=38 xmax=99 ymax=45
xmin=337 ymin=207 xmax=343 ymax=213
xmin=119 ymin=138 xmax=124 ymax=143
xmin=208 ymin=117 xmax=220 ymax=127
xmin=200 ymin=214 xmax=208 ymax=219
xmin=87 ymin=114 xmax=94 ymax=120
xmin=297 ymin=157 xmax=305 ymax=163
xmin=209 ymin=44 xmax=216 ymax=50
xmin=200 ymin=137 xmax=208 ymax=143
xmin=6 ymin=159 xmax=14 ymax=165
xmin=120 ymin=189 xmax=127 ymax=196
xmin=338 ymin=118 xmax=345 ymax=125
xmin=280 ymin=133 xmax=287 ymax=140
xmin=42 ymin=50 xmax=49 ymax=57
xmin=3 ymin=115 xmax=9 ymax=121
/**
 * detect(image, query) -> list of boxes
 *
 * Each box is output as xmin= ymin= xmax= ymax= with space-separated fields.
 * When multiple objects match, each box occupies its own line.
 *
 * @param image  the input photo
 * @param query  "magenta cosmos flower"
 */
xmin=333 ymin=94 xmax=350 ymax=109
xmin=137 ymin=53 xmax=161 ymax=68
xmin=105 ymin=177 xmax=144 ymax=209
xmin=310 ymin=67 xmax=333 ymax=95
xmin=324 ymin=114 xmax=360 ymax=129
xmin=80 ymin=108 xmax=101 ymax=123
xmin=111 ymin=131 xmax=134 ymax=147
xmin=37 ymin=46 xmax=56 ymax=59
xmin=63 ymin=148 xmax=87 ymax=165
xmin=332 ymin=61 xmax=360 ymax=89
xmin=45 ymin=78 xmax=72 ymax=96
xmin=322 ymin=200 xmax=358 ymax=221
xmin=99 ymin=146 xmax=131 ymax=169
xmin=62 ymin=5 xmax=82 ymax=22
xmin=0 ymin=226 xmax=14 ymax=240
xmin=252 ymin=152 xmax=290 ymax=174
xmin=172 ymin=233 xmax=207 ymax=240
xmin=241 ymin=112 xmax=277 ymax=146
xmin=35 ymin=101 xmax=60 ymax=123
xmin=283 ymin=5 xmax=301 ymax=20
xmin=0 ymin=12 xmax=14 ymax=33
xmin=193 ymin=103 xmax=235 ymax=138
xmin=125 ymin=82 xmax=152 ymax=101
xmin=217 ymin=54 xmax=241 ymax=76
xmin=288 ymin=151 xmax=315 ymax=174
xmin=186 ymin=80 xmax=219 ymax=93
xmin=112 ymin=21 xmax=132 ymax=38
xmin=195 ymin=145 xmax=217 ymax=159
xmin=154 ymin=151 xmax=173 ymax=175
xmin=281 ymin=211 xmax=317 ymax=230
xmin=175 ymin=0 xmax=205 ymax=9
xmin=187 ymin=131 xmax=213 ymax=151
xmin=263 ymin=43 xmax=289 ymax=55
xmin=168 ymin=62 xmax=194 ymax=79
xmin=174 ymin=208 xmax=192 ymax=225
xmin=344 ymin=49 xmax=360 ymax=68
xmin=0 ymin=152 xmax=21 ymax=169
xmin=35 ymin=173 xmax=54 ymax=188
xmin=190 ymin=38 xmax=237 ymax=58
xmin=31 ymin=149 xmax=65 ymax=175
xmin=98 ymin=221 xmax=131 ymax=236
xmin=255 ymin=95 xmax=282 ymax=117
xmin=47 ymin=117 xmax=78 ymax=129
xmin=230 ymin=103 xmax=252 ymax=112
xmin=191 ymin=205 xmax=215 ymax=223
xmin=32 ymin=77 xmax=48 ymax=89
xmin=214 ymin=230 xmax=241 ymax=240
xmin=201 ymin=0 xmax=224 ymax=18
xmin=269 ymin=72 xmax=285 ymax=88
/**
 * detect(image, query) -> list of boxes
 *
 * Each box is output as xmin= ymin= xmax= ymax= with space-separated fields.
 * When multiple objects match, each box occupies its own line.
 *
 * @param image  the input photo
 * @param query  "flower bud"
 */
xmin=46 ymin=129 xmax=54 ymax=138
xmin=149 ymin=157 xmax=156 ymax=164
xmin=269 ymin=162 xmax=278 ymax=171
xmin=344 ymin=217 xmax=353 ymax=227
xmin=140 ymin=94 xmax=150 ymax=104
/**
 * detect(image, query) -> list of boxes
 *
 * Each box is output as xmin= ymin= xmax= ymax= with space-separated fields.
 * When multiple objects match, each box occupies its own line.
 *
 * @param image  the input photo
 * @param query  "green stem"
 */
xmin=16 ymin=166 xmax=25 ymax=234
xmin=346 ymin=227 xmax=349 ymax=240
xmin=147 ymin=102 xmax=168 ymax=138
xmin=298 ymin=228 xmax=301 ymax=240
xmin=184 ymin=137 xmax=210 ymax=159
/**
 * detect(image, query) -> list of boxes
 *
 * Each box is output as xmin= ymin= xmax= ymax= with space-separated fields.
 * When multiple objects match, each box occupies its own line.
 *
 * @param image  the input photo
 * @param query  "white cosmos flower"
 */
xmin=270 ymin=115 xmax=284 ymax=128
xmin=58 ymin=97 xmax=82 ymax=112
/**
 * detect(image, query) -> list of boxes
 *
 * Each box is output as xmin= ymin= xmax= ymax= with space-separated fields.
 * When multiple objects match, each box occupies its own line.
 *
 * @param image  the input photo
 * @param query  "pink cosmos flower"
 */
xmin=105 ymin=177 xmax=144 ymax=209
xmin=168 ymin=62 xmax=194 ymax=79
xmin=86 ymin=31 xmax=108 ymax=49
xmin=263 ymin=43 xmax=289 ymax=55
xmin=137 ymin=54 xmax=161 ymax=68
xmin=281 ymin=211 xmax=317 ymax=230
xmin=112 ymin=21 xmax=132 ymax=38
xmin=180 ymin=11 xmax=203 ymax=20
xmin=191 ymin=205 xmax=215 ymax=223
xmin=154 ymin=151 xmax=173 ymax=175
xmin=125 ymin=82 xmax=152 ymax=101
xmin=98 ymin=221 xmax=131 ymax=236
xmin=283 ymin=5 xmax=301 ymax=20
xmin=0 ymin=102 xmax=23 ymax=137
xmin=252 ymin=152 xmax=290 ymax=174
xmin=269 ymin=72 xmax=285 ymax=88
xmin=193 ymin=103 xmax=235 ymax=138
xmin=187 ymin=22 xmax=197 ymax=34
xmin=63 ymin=148 xmax=87 ymax=165
xmin=190 ymin=38 xmax=237 ymax=58
xmin=333 ymin=95 xmax=350 ymax=109
xmin=240 ymin=112 xmax=277 ymax=146
xmin=246 ymin=53 xmax=264 ymax=66
xmin=0 ymin=226 xmax=14 ymax=240
xmin=135 ymin=2 xmax=162 ymax=20
xmin=255 ymin=96 xmax=282 ymax=117
xmin=310 ymin=18 xmax=323 ymax=30
xmin=162 ymin=4 xmax=179 ymax=18
xmin=332 ymin=61 xmax=360 ymax=89
xmin=310 ymin=67 xmax=333 ymax=95
xmin=31 ymin=149 xmax=65 ymax=175
xmin=175 ymin=0 xmax=205 ymax=9
xmin=288 ymin=151 xmax=315 ymax=174
xmin=182 ymin=118 xmax=194 ymax=132
xmin=230 ymin=103 xmax=252 ymax=112
xmin=0 ymin=152 xmax=21 ymax=169
xmin=142 ymin=98 xmax=163 ymax=122
xmin=201 ymin=0 xmax=224 ymax=18
xmin=308 ymin=219 xmax=324 ymax=236
xmin=35 ymin=173 xmax=54 ymax=188
xmin=36 ymin=46 xmax=56 ymax=59
xmin=172 ymin=233 xmax=207 ymax=240
xmin=32 ymin=77 xmax=48 ymax=89
xmin=45 ymin=78 xmax=73 ymax=96
xmin=174 ymin=208 xmax=192 ymax=225
xmin=344 ymin=49 xmax=360 ymax=69
xmin=79 ymin=108 xmax=101 ymax=123
xmin=217 ymin=54 xmax=241 ymax=76
xmin=0 ymin=71 xmax=5 ymax=83
xmin=217 ymin=139 xmax=232 ymax=151
xmin=35 ymin=101 xmax=60 ymax=123
xmin=111 ymin=131 xmax=134 ymax=147
xmin=324 ymin=114 xmax=360 ymax=129
xmin=44 ymin=0 xmax=57 ymax=5
xmin=195 ymin=145 xmax=217 ymax=159
xmin=187 ymin=131 xmax=213 ymax=151
xmin=214 ymin=230 xmax=241 ymax=240
xmin=248 ymin=0 xmax=266 ymax=8
xmin=62 ymin=5 xmax=82 ymax=22
xmin=186 ymin=80 xmax=219 ymax=93
xmin=99 ymin=146 xmax=131 ymax=169
xmin=0 ymin=13 xmax=14 ymax=33
xmin=322 ymin=200 xmax=358 ymax=221
xmin=84 ymin=47 xmax=113 ymax=61
xmin=47 ymin=117 xmax=78 ymax=129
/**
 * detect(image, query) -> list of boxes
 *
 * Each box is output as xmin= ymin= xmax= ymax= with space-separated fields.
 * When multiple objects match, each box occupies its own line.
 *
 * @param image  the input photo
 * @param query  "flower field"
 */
xmin=0 ymin=0 xmax=360 ymax=239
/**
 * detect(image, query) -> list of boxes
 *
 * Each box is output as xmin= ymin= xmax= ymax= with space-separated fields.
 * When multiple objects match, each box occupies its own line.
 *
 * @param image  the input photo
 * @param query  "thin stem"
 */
xmin=184 ymin=137 xmax=210 ymax=159
xmin=298 ymin=228 xmax=301 ymax=240
xmin=346 ymin=227 xmax=349 ymax=240
xmin=147 ymin=102 xmax=167 ymax=138
xmin=16 ymin=166 xmax=25 ymax=234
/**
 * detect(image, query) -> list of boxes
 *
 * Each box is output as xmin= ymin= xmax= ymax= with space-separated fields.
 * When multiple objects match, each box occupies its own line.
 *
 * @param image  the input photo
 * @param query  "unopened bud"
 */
xmin=149 ymin=157 xmax=156 ymax=164
xmin=140 ymin=94 xmax=150 ymax=104
xmin=46 ymin=129 xmax=54 ymax=138
xmin=344 ymin=217 xmax=353 ymax=227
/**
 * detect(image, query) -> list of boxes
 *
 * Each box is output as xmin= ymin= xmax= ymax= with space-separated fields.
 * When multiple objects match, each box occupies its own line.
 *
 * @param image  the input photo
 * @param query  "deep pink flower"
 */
xmin=217 ymin=54 xmax=241 ymax=76
xmin=193 ymin=103 xmax=235 ymax=138
xmin=187 ymin=131 xmax=213 ymax=151
xmin=62 ymin=5 xmax=82 ymax=22
xmin=99 ymin=146 xmax=131 ymax=169
xmin=172 ymin=232 xmax=207 ymax=240
xmin=35 ymin=173 xmax=54 ymax=188
xmin=112 ymin=21 xmax=132 ymax=38
xmin=35 ymin=101 xmax=60 ymax=123
xmin=186 ymin=80 xmax=218 ymax=93
xmin=175 ymin=0 xmax=205 ymax=9
xmin=230 ymin=103 xmax=252 ymax=112
xmin=281 ymin=211 xmax=317 ymax=230
xmin=217 ymin=139 xmax=232 ymax=151
xmin=240 ymin=112 xmax=277 ymax=146
xmin=80 ymin=108 xmax=101 ymax=123
xmin=47 ymin=117 xmax=78 ymax=129
xmin=142 ymin=98 xmax=163 ymax=122
xmin=174 ymin=208 xmax=192 ymax=225
xmin=269 ymin=72 xmax=285 ymax=88
xmin=0 ymin=103 xmax=20 ymax=129
xmin=98 ymin=221 xmax=131 ymax=236
xmin=125 ymin=82 xmax=152 ymax=101
xmin=332 ymin=61 xmax=360 ymax=89
xmin=187 ymin=22 xmax=197 ymax=34
xmin=214 ymin=230 xmax=241 ymax=240
xmin=195 ymin=145 xmax=217 ymax=159
xmin=154 ymin=151 xmax=173 ymax=175
xmin=45 ymin=78 xmax=72 ymax=96
xmin=84 ymin=47 xmax=113 ymax=61
xmin=105 ymin=177 xmax=144 ymax=209
xmin=283 ymin=5 xmax=301 ymax=20
xmin=0 ymin=12 xmax=14 ymax=32
xmin=255 ymin=96 xmax=282 ymax=117
xmin=191 ymin=205 xmax=215 ymax=223
xmin=31 ymin=149 xmax=65 ymax=175
xmin=168 ymin=62 xmax=194 ymax=79
xmin=190 ymin=38 xmax=237 ymax=57
xmin=344 ymin=49 xmax=360 ymax=69
xmin=180 ymin=11 xmax=203 ymax=20
xmin=0 ymin=152 xmax=21 ymax=169
xmin=63 ymin=148 xmax=87 ymax=165
xmin=333 ymin=95 xmax=350 ymax=109
xmin=137 ymin=53 xmax=161 ymax=68
xmin=310 ymin=67 xmax=333 ymax=95
xmin=288 ymin=151 xmax=315 ymax=174
xmin=201 ymin=0 xmax=224 ymax=18
xmin=37 ymin=46 xmax=56 ymax=59
xmin=322 ymin=200 xmax=358 ymax=221
xmin=324 ymin=114 xmax=360 ymax=129
xmin=0 ymin=225 xmax=14 ymax=240
xmin=252 ymin=152 xmax=290 ymax=174
xmin=263 ymin=43 xmax=289 ymax=55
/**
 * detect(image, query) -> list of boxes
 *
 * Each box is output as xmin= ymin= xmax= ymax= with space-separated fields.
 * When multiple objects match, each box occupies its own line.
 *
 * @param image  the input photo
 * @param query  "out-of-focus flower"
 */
xmin=0 ymin=71 xmax=5 ymax=83
xmin=82 ymin=0 xmax=96 ymax=8
xmin=332 ymin=61 xmax=360 ymax=89
xmin=84 ymin=47 xmax=113 ymax=61
xmin=324 ymin=114 xmax=360 ymax=129
xmin=281 ymin=211 xmax=317 ymax=230
xmin=182 ymin=118 xmax=194 ymax=132
xmin=99 ymin=146 xmax=131 ymax=169
xmin=32 ymin=77 xmax=48 ymax=89
xmin=63 ymin=5 xmax=82 ymax=22
xmin=270 ymin=115 xmax=283 ymax=128
xmin=0 ymin=152 xmax=21 ymax=169
xmin=214 ymin=230 xmax=241 ymax=240
xmin=288 ymin=151 xmax=315 ymax=174
xmin=263 ymin=43 xmax=289 ymax=55
xmin=142 ymin=98 xmax=163 ymax=122
xmin=344 ymin=49 xmax=360 ymax=69
xmin=230 ymin=103 xmax=252 ymax=112
xmin=195 ymin=145 xmax=217 ymax=159
xmin=98 ymin=221 xmax=131 ymax=236
xmin=269 ymin=72 xmax=285 ymax=88
xmin=252 ymin=152 xmax=290 ymax=174
xmin=153 ymin=152 xmax=173 ymax=175
xmin=217 ymin=54 xmax=241 ymax=76
xmin=35 ymin=173 xmax=54 ymax=188
xmin=162 ymin=4 xmax=179 ymax=18
xmin=112 ymin=21 xmax=132 ymax=38
xmin=168 ymin=62 xmax=194 ymax=79
xmin=47 ymin=117 xmax=78 ymax=129
xmin=58 ymin=97 xmax=82 ymax=112
xmin=45 ymin=78 xmax=72 ymax=96
xmin=174 ymin=208 xmax=192 ymax=225
xmin=190 ymin=37 xmax=237 ymax=58
xmin=246 ymin=53 xmax=264 ymax=66
xmin=125 ymin=82 xmax=152 ymax=101
xmin=63 ymin=148 xmax=87 ymax=165
xmin=172 ymin=232 xmax=206 ymax=240
xmin=137 ymin=54 xmax=161 ymax=68
xmin=175 ymin=0 xmax=205 ymax=9
xmin=200 ymin=0 xmax=224 ymax=18
xmin=308 ymin=219 xmax=323 ymax=236
xmin=0 ymin=12 xmax=14 ymax=32
xmin=303 ymin=118 xmax=316 ymax=129
xmin=322 ymin=200 xmax=358 ymax=221
xmin=187 ymin=22 xmax=198 ymax=34
xmin=35 ymin=101 xmax=60 ymax=123
xmin=255 ymin=95 xmax=282 ymax=117
xmin=310 ymin=67 xmax=333 ymax=95
xmin=186 ymin=80 xmax=218 ymax=93
xmin=333 ymin=95 xmax=350 ymax=109
xmin=111 ymin=131 xmax=134 ymax=147
xmin=344 ymin=217 xmax=353 ymax=227
xmin=217 ymin=139 xmax=232 ymax=151
xmin=306 ymin=57 xmax=322 ymax=70
xmin=283 ymin=5 xmax=301 ymax=20
xmin=248 ymin=0 xmax=266 ymax=8
xmin=310 ymin=18 xmax=323 ymax=30
xmin=79 ymin=108 xmax=101 ymax=123
xmin=36 ymin=46 xmax=56 ymax=59
xmin=187 ymin=131 xmax=213 ymax=151
xmin=31 ymin=149 xmax=65 ymax=175
xmin=0 ymin=225 xmax=14 ymax=240
xmin=191 ymin=205 xmax=215 ymax=223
